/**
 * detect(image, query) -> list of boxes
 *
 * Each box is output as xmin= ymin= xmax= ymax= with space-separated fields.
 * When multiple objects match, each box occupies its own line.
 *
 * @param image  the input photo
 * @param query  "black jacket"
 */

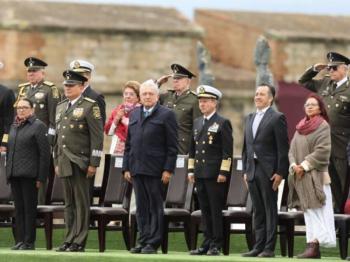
xmin=123 ymin=103 xmax=178 ymax=177
xmin=0 ymin=85 xmax=15 ymax=146
xmin=6 ymin=116 xmax=50 ymax=182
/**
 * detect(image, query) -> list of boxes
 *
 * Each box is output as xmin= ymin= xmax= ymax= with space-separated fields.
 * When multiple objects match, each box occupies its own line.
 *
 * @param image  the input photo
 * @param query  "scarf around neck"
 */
xmin=296 ymin=115 xmax=324 ymax=135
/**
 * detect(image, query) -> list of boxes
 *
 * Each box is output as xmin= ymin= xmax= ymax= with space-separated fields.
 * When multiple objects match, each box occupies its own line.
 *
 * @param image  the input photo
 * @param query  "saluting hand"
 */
xmin=86 ymin=166 xmax=97 ymax=178
xmin=161 ymin=171 xmax=172 ymax=185
xmin=124 ymin=171 xmax=132 ymax=183
xmin=271 ymin=173 xmax=283 ymax=191
xmin=217 ymin=174 xmax=227 ymax=183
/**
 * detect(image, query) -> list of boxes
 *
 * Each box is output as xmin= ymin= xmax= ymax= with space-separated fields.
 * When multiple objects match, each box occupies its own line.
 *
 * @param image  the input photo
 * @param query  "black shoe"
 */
xmin=19 ymin=243 xmax=35 ymax=250
xmin=258 ymin=250 xmax=275 ymax=257
xmin=130 ymin=244 xmax=144 ymax=254
xmin=207 ymin=247 xmax=220 ymax=256
xmin=56 ymin=242 xmax=71 ymax=252
xmin=11 ymin=242 xmax=24 ymax=250
xmin=68 ymin=243 xmax=85 ymax=252
xmin=189 ymin=247 xmax=208 ymax=255
xmin=242 ymin=249 xmax=262 ymax=257
xmin=141 ymin=244 xmax=157 ymax=254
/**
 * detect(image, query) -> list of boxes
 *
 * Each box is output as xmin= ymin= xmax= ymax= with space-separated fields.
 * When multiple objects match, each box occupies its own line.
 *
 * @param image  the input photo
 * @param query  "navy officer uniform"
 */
xmin=188 ymin=85 xmax=233 ymax=256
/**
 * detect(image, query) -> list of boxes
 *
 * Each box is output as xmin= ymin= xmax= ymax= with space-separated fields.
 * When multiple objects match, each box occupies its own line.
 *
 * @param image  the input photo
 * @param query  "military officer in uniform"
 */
xmin=188 ymin=85 xmax=233 ymax=256
xmin=299 ymin=52 xmax=350 ymax=213
xmin=55 ymin=70 xmax=103 ymax=252
xmin=15 ymin=57 xmax=61 ymax=205
xmin=158 ymin=64 xmax=201 ymax=154
xmin=69 ymin=59 xmax=106 ymax=124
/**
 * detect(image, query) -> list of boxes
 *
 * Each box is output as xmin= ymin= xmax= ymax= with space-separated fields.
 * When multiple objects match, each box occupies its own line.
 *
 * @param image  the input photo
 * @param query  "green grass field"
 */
xmin=0 ymin=228 xmax=345 ymax=261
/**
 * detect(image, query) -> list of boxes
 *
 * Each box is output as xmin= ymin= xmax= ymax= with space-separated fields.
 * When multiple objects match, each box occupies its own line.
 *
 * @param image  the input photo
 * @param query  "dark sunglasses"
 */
xmin=327 ymin=65 xmax=338 ymax=71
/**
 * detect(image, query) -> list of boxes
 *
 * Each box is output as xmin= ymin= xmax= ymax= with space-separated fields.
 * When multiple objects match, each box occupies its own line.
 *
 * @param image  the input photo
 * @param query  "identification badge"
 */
xmin=208 ymin=122 xmax=219 ymax=133
xmin=73 ymin=108 xmax=84 ymax=118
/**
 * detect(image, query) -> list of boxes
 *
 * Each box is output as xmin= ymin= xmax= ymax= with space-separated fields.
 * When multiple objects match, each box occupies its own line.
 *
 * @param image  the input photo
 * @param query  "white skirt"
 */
xmin=304 ymin=184 xmax=336 ymax=248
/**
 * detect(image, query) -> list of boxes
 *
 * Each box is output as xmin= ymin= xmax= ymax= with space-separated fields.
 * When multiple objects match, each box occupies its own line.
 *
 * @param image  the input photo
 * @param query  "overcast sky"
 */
xmin=49 ymin=0 xmax=350 ymax=19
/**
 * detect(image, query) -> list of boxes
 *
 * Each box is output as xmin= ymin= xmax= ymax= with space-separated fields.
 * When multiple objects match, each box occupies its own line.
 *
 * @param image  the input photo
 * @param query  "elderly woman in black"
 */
xmin=6 ymin=98 xmax=50 ymax=250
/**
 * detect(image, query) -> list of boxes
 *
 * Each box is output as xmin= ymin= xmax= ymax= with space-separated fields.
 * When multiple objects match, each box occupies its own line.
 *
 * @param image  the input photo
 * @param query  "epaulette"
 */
xmin=189 ymin=90 xmax=197 ymax=96
xmin=84 ymin=97 xmax=96 ymax=103
xmin=57 ymin=98 xmax=68 ymax=105
xmin=43 ymin=81 xmax=55 ymax=87
xmin=167 ymin=89 xmax=175 ymax=93
xmin=18 ymin=82 xmax=30 ymax=88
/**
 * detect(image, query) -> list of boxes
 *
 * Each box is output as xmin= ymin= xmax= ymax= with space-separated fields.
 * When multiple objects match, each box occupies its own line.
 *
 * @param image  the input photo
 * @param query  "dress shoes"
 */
xmin=11 ymin=242 xmax=24 ymax=250
xmin=130 ymin=245 xmax=144 ymax=254
xmin=141 ymin=244 xmax=157 ymax=254
xmin=297 ymin=242 xmax=320 ymax=259
xmin=19 ymin=243 xmax=35 ymax=250
xmin=241 ymin=249 xmax=262 ymax=257
xmin=207 ymin=247 xmax=220 ymax=256
xmin=56 ymin=242 xmax=71 ymax=252
xmin=68 ymin=243 xmax=85 ymax=252
xmin=258 ymin=250 xmax=275 ymax=257
xmin=189 ymin=247 xmax=208 ymax=255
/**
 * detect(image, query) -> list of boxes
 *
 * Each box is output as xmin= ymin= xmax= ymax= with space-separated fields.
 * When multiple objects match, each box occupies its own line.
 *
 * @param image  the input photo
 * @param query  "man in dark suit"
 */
xmin=188 ymin=85 xmax=233 ymax=256
xmin=0 ymin=84 xmax=15 ymax=152
xmin=123 ymin=79 xmax=178 ymax=254
xmin=70 ymin=59 xmax=106 ymax=124
xmin=299 ymin=52 xmax=350 ymax=213
xmin=242 ymin=84 xmax=289 ymax=258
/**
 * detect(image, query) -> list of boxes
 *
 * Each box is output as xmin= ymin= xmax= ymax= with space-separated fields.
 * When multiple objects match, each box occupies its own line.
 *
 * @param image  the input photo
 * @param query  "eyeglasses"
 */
xmin=16 ymin=106 xmax=31 ymax=111
xmin=327 ymin=65 xmax=338 ymax=71
xmin=304 ymin=103 xmax=319 ymax=108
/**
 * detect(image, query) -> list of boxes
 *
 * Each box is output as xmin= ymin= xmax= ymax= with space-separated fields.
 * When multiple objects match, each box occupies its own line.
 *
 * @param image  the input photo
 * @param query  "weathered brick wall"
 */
xmin=0 ymin=29 xmax=199 ymax=93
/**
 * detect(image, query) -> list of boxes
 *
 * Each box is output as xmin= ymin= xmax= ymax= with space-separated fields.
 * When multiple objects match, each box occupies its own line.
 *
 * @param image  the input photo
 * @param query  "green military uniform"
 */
xmin=160 ymin=89 xmax=200 ymax=154
xmin=54 ymin=96 xmax=103 ymax=246
xmin=299 ymin=52 xmax=350 ymax=212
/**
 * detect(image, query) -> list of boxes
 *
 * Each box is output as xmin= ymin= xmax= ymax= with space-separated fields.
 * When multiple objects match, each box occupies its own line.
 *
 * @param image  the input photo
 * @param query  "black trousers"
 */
xmin=329 ymin=155 xmax=349 ymax=213
xmin=196 ymin=178 xmax=226 ymax=250
xmin=248 ymin=161 xmax=278 ymax=252
xmin=133 ymin=174 xmax=164 ymax=248
xmin=10 ymin=177 xmax=38 ymax=244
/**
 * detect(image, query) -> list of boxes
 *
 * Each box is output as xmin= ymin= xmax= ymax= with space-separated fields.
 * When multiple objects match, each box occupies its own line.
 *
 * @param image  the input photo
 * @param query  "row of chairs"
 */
xmin=0 ymin=154 xmax=350 ymax=258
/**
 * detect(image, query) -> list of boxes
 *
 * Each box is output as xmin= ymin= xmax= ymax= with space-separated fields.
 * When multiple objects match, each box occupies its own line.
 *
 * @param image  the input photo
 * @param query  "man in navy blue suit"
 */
xmin=123 ymin=79 xmax=178 ymax=254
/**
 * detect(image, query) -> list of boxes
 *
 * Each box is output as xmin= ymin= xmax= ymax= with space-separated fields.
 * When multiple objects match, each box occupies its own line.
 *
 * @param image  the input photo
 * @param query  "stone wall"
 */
xmin=0 ymin=29 xmax=199 ymax=93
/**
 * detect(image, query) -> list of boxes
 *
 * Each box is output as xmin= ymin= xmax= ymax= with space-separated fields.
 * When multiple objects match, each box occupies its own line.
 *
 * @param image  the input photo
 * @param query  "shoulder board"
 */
xmin=84 ymin=97 xmax=96 ymax=103
xmin=57 ymin=98 xmax=68 ymax=105
xmin=18 ymin=82 xmax=30 ymax=88
xmin=43 ymin=81 xmax=55 ymax=87
xmin=166 ymin=89 xmax=175 ymax=93
xmin=189 ymin=90 xmax=197 ymax=96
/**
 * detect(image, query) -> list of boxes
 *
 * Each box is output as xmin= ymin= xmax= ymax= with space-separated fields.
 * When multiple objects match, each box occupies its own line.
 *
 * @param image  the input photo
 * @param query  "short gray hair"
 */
xmin=140 ymin=79 xmax=159 ymax=95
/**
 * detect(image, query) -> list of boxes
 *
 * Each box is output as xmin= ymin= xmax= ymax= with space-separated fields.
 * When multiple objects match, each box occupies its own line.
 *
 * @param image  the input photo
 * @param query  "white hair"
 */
xmin=140 ymin=79 xmax=159 ymax=95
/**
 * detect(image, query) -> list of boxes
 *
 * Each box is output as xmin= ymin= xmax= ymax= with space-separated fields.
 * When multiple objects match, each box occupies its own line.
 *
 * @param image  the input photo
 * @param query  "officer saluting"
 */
xmin=188 ymin=85 xmax=233 ymax=256
xmin=16 ymin=57 xmax=61 ymax=143
xmin=158 ymin=64 xmax=201 ymax=154
xmin=55 ymin=70 xmax=103 ymax=252
xmin=299 ymin=52 xmax=350 ymax=213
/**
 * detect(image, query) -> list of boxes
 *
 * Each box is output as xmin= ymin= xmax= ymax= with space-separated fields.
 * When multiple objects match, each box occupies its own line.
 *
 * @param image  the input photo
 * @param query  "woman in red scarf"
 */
xmin=288 ymin=94 xmax=336 ymax=258
xmin=104 ymin=81 xmax=140 ymax=155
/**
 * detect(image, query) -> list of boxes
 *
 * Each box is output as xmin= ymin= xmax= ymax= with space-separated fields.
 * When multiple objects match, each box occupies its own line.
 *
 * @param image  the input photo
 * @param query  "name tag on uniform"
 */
xmin=208 ymin=122 xmax=219 ymax=133
xmin=114 ymin=157 xmax=123 ymax=168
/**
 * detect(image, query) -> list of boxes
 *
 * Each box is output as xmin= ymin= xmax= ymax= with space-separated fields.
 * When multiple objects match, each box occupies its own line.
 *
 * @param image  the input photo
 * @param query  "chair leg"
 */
xmin=130 ymin=214 xmax=137 ymax=248
xmin=338 ymin=220 xmax=348 ymax=260
xmin=121 ymin=217 xmax=130 ymax=250
xmin=190 ymin=218 xmax=199 ymax=250
xmin=279 ymin=224 xmax=287 ymax=257
xmin=161 ymin=217 xmax=169 ymax=254
xmin=286 ymin=220 xmax=295 ymax=258
xmin=97 ymin=216 xmax=107 ymax=252
xmin=43 ymin=213 xmax=53 ymax=250
xmin=183 ymin=218 xmax=191 ymax=251
xmin=222 ymin=220 xmax=230 ymax=255
xmin=245 ymin=220 xmax=254 ymax=250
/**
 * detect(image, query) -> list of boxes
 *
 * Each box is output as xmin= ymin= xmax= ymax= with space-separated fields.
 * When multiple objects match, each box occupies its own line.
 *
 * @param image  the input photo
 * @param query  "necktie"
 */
xmin=144 ymin=110 xmax=150 ymax=118
xmin=203 ymin=118 xmax=208 ymax=126
xmin=66 ymin=102 xmax=72 ymax=111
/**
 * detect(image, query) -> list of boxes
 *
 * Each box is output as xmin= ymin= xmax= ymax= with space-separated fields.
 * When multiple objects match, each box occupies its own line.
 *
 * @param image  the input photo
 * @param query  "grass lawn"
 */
xmin=0 ymin=228 xmax=345 ymax=261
